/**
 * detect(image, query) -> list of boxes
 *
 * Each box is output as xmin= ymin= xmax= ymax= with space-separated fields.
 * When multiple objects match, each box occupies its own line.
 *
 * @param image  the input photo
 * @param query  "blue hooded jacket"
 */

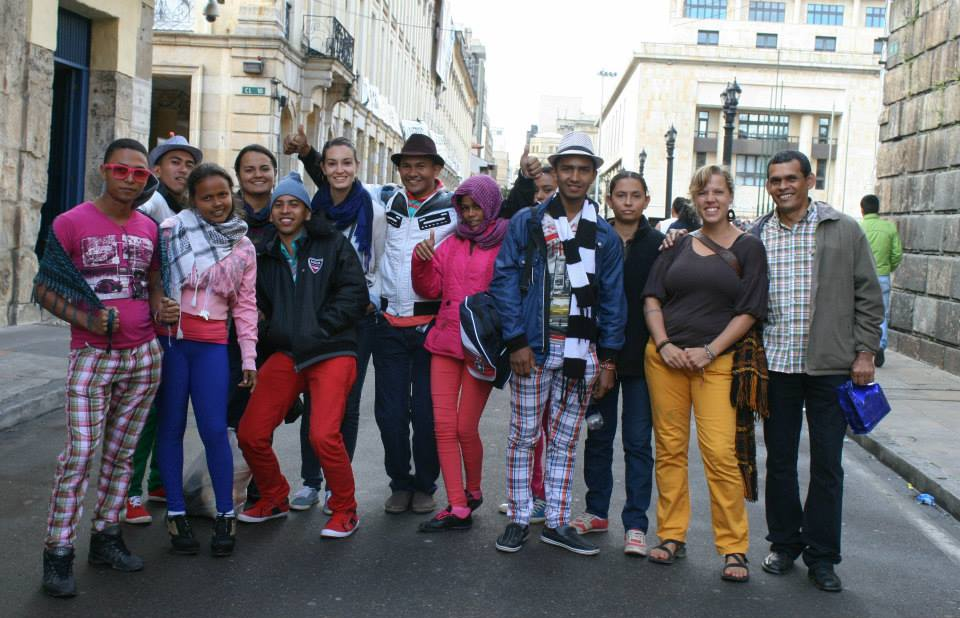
xmin=489 ymin=198 xmax=626 ymax=365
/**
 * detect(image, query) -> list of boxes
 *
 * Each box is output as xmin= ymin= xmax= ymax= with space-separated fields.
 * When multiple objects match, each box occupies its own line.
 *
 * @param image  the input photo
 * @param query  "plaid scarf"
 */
xmin=731 ymin=325 xmax=769 ymax=502
xmin=547 ymin=197 xmax=599 ymax=379
xmin=161 ymin=209 xmax=247 ymax=304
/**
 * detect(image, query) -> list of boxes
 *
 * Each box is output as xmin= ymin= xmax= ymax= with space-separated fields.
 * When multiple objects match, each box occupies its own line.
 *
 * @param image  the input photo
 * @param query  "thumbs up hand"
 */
xmin=283 ymin=124 xmax=311 ymax=156
xmin=414 ymin=230 xmax=436 ymax=261
xmin=520 ymin=145 xmax=542 ymax=179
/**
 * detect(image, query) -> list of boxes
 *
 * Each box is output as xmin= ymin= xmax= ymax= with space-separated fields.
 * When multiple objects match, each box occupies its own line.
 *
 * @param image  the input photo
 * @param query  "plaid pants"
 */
xmin=506 ymin=337 xmax=597 ymax=528
xmin=45 ymin=339 xmax=162 ymax=548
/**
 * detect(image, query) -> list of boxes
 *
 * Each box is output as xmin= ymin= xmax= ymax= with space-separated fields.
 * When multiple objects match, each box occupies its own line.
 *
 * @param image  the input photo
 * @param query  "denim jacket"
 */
xmin=489 ymin=199 xmax=626 ymax=365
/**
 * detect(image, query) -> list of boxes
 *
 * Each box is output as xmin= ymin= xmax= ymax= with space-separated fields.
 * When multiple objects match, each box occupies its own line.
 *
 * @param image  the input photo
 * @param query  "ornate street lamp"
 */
xmin=720 ymin=79 xmax=742 ymax=167
xmin=638 ymin=149 xmax=647 ymax=178
xmin=664 ymin=126 xmax=677 ymax=218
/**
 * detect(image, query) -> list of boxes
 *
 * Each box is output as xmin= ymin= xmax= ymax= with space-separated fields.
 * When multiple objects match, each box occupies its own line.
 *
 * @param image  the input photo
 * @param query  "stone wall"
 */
xmin=876 ymin=0 xmax=960 ymax=374
xmin=0 ymin=3 xmax=54 ymax=327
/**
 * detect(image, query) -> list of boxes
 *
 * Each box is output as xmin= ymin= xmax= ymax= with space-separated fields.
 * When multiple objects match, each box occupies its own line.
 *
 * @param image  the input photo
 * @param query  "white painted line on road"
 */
xmin=847 ymin=452 xmax=960 ymax=568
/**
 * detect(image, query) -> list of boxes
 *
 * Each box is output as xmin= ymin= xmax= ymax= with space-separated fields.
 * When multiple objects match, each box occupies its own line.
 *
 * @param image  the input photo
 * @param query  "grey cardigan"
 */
xmin=751 ymin=202 xmax=884 ymax=376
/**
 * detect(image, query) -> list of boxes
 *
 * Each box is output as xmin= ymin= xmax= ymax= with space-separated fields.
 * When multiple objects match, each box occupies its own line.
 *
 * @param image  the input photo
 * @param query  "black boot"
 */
xmin=42 ymin=547 xmax=77 ymax=598
xmin=88 ymin=525 xmax=144 ymax=572
xmin=166 ymin=514 xmax=200 ymax=555
xmin=211 ymin=515 xmax=236 ymax=557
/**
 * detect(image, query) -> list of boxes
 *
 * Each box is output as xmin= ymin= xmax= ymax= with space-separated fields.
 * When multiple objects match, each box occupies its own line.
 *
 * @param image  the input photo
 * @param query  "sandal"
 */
xmin=721 ymin=553 xmax=750 ymax=583
xmin=647 ymin=539 xmax=687 ymax=565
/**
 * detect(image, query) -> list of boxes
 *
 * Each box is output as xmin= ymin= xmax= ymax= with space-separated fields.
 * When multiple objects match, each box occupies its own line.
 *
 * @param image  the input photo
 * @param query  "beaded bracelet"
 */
xmin=655 ymin=339 xmax=672 ymax=353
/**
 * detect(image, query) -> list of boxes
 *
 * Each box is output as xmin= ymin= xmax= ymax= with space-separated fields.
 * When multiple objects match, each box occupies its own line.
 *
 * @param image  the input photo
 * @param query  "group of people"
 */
xmin=36 ymin=126 xmax=886 ymax=599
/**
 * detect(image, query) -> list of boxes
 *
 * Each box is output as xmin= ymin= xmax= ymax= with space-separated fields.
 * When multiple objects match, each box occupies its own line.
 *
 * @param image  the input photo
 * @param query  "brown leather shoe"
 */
xmin=411 ymin=491 xmax=436 ymax=514
xmin=384 ymin=490 xmax=413 ymax=514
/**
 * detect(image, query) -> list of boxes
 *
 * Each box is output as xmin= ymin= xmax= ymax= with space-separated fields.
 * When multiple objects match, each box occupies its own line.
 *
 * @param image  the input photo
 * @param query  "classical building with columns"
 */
xmin=597 ymin=0 xmax=886 ymax=219
xmin=151 ymin=0 xmax=480 ymax=189
xmin=0 ymin=1 xmax=155 ymax=326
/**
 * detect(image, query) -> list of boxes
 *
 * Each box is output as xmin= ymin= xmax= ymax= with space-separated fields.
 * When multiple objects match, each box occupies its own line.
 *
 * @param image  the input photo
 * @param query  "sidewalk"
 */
xmin=1 ymin=323 xmax=958 ymax=518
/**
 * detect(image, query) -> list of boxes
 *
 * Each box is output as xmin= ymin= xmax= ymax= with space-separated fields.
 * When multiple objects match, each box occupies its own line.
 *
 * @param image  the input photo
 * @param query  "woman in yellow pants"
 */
xmin=641 ymin=165 xmax=769 ymax=582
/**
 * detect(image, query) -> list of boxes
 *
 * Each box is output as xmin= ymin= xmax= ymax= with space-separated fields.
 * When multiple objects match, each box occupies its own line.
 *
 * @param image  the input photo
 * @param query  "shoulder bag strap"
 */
xmin=691 ymin=230 xmax=742 ymax=277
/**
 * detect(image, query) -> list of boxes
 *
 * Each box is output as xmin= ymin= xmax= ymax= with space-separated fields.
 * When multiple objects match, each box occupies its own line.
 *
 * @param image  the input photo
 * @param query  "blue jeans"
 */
xmin=878 ymin=274 xmax=891 ymax=350
xmin=300 ymin=312 xmax=376 ymax=489
xmin=372 ymin=319 xmax=438 ymax=494
xmin=582 ymin=375 xmax=654 ymax=532
xmin=156 ymin=338 xmax=234 ymax=514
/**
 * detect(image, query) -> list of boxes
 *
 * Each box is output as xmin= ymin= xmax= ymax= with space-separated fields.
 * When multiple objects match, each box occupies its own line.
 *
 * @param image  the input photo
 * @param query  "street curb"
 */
xmin=0 ymin=381 xmax=64 ymax=432
xmin=850 ymin=431 xmax=960 ymax=521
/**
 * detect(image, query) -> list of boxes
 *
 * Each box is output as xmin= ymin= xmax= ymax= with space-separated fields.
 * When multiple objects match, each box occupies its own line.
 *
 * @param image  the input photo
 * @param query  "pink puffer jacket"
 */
xmin=412 ymin=235 xmax=501 ymax=359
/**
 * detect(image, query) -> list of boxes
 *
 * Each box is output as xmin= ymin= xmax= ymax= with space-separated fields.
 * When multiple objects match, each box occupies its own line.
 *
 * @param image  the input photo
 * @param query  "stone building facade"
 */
xmin=876 ymin=0 xmax=960 ymax=374
xmin=0 ymin=1 xmax=155 ymax=327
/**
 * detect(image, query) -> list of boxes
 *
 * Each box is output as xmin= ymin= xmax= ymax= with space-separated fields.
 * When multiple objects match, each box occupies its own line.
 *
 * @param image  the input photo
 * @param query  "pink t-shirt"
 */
xmin=52 ymin=202 xmax=160 ymax=350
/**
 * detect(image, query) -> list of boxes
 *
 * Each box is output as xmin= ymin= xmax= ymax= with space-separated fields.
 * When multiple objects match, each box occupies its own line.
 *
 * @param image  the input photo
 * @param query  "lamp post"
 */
xmin=638 ymin=149 xmax=647 ymax=178
xmin=720 ymin=78 xmax=741 ymax=167
xmin=664 ymin=125 xmax=677 ymax=218
xmin=595 ymin=69 xmax=618 ymax=205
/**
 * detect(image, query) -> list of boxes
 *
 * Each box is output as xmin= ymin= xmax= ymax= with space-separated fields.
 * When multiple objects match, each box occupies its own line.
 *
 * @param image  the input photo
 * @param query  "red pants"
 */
xmin=238 ymin=353 xmax=357 ymax=513
xmin=431 ymin=355 xmax=493 ymax=509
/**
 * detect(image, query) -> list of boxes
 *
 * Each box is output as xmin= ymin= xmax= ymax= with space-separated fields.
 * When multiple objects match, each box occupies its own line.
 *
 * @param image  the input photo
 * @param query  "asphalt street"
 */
xmin=3 ymin=371 xmax=960 ymax=618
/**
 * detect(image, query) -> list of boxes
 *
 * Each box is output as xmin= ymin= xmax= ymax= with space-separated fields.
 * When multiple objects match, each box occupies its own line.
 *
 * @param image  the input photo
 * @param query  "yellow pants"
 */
xmin=644 ymin=341 xmax=749 ymax=555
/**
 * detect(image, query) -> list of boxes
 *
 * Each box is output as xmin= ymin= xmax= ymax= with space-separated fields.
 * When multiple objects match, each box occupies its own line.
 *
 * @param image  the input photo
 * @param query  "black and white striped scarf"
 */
xmin=161 ymin=209 xmax=247 ymax=304
xmin=547 ymin=197 xmax=599 ymax=379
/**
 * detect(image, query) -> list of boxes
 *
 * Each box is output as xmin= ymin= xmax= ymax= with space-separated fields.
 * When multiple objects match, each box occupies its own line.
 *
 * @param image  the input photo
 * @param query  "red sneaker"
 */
xmin=321 ymin=512 xmax=360 ymax=538
xmin=121 ymin=496 xmax=153 ymax=525
xmin=147 ymin=488 xmax=167 ymax=503
xmin=238 ymin=499 xmax=289 ymax=523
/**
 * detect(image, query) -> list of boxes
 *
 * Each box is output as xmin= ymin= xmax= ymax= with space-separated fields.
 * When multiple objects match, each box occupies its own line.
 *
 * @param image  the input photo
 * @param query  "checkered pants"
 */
xmin=506 ymin=337 xmax=597 ymax=528
xmin=45 ymin=339 xmax=162 ymax=548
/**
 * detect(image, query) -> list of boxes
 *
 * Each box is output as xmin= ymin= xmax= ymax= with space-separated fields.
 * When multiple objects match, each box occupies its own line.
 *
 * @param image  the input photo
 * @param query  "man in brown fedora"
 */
xmin=373 ymin=133 xmax=458 ymax=514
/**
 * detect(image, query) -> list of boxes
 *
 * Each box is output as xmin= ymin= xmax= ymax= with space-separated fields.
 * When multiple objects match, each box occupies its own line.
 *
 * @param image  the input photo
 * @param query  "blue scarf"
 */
xmin=311 ymin=179 xmax=373 ymax=271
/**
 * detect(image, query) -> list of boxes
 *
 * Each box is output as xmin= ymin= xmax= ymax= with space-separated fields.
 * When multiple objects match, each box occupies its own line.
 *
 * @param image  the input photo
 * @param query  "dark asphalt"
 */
xmin=3 ymin=372 xmax=960 ymax=618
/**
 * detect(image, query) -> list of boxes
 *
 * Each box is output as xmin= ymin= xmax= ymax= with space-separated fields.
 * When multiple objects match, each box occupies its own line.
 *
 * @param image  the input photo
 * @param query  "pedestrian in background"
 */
xmin=238 ymin=171 xmax=368 ymax=538
xmin=666 ymin=197 xmax=701 ymax=233
xmin=643 ymin=165 xmax=768 ymax=582
xmin=571 ymin=171 xmax=662 ymax=557
xmin=758 ymin=151 xmax=883 ymax=592
xmin=283 ymin=131 xmax=386 ymax=514
xmin=155 ymin=163 xmax=258 ymax=558
xmin=859 ymin=193 xmax=902 ymax=367
xmin=490 ymin=132 xmax=625 ymax=556
xmin=36 ymin=138 xmax=177 ymax=597
xmin=412 ymin=174 xmax=509 ymax=532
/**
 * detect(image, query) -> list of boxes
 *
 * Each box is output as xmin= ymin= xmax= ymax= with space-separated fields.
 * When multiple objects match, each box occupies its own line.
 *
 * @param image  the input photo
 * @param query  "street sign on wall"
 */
xmin=241 ymin=86 xmax=266 ymax=95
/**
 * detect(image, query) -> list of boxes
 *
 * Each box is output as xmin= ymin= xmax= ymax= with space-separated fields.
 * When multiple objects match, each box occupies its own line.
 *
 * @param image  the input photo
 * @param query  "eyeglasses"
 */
xmin=103 ymin=163 xmax=153 ymax=183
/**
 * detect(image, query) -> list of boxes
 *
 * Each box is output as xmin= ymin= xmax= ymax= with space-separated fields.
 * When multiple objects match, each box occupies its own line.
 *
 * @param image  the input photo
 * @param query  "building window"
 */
xmin=815 ymin=159 xmax=827 ymax=189
xmin=737 ymin=113 xmax=789 ymax=139
xmin=865 ymin=6 xmax=886 ymax=28
xmin=284 ymin=2 xmax=293 ymax=39
xmin=736 ymin=155 xmax=766 ymax=186
xmin=807 ymin=3 xmax=844 ymax=25
xmin=815 ymin=36 xmax=837 ymax=52
xmin=697 ymin=111 xmax=710 ymax=137
xmin=685 ymin=0 xmax=727 ymax=19
xmin=698 ymin=30 xmax=720 ymax=45
xmin=817 ymin=117 xmax=831 ymax=143
xmin=696 ymin=152 xmax=708 ymax=168
xmin=756 ymin=33 xmax=778 ymax=48
xmin=749 ymin=1 xmax=785 ymax=22
xmin=873 ymin=38 xmax=885 ymax=54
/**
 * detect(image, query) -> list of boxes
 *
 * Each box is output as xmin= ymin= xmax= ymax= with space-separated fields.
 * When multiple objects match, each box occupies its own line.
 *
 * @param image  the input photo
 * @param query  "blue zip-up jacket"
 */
xmin=489 ymin=198 xmax=626 ymax=365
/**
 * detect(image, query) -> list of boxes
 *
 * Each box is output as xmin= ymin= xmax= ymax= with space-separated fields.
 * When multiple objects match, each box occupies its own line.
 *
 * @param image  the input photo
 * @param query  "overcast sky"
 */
xmin=451 ymin=0 xmax=655 ymax=162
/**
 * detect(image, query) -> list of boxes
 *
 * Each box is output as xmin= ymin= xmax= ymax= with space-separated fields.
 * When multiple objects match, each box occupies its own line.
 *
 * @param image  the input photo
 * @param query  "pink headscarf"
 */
xmin=453 ymin=175 xmax=508 ymax=249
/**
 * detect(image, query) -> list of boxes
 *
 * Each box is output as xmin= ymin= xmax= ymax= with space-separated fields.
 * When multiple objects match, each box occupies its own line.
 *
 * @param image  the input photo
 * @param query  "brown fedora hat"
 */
xmin=391 ymin=133 xmax=445 ymax=167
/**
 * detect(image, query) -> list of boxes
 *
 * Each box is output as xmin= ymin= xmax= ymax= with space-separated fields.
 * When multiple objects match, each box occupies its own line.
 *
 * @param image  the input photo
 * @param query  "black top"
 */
xmin=616 ymin=217 xmax=665 ymax=377
xmin=499 ymin=172 xmax=536 ymax=219
xmin=642 ymin=233 xmax=768 ymax=349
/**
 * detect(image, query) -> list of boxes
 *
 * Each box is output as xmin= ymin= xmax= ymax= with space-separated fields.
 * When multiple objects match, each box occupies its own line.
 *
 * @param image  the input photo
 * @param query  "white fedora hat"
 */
xmin=547 ymin=131 xmax=603 ymax=169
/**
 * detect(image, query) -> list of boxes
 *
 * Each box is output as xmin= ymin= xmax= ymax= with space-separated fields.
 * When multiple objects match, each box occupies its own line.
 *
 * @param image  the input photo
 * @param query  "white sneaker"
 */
xmin=289 ymin=486 xmax=320 ymax=511
xmin=624 ymin=529 xmax=648 ymax=557
xmin=322 ymin=490 xmax=333 ymax=516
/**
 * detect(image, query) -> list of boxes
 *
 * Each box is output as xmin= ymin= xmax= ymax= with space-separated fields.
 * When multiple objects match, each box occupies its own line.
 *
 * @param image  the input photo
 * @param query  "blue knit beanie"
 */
xmin=270 ymin=171 xmax=312 ymax=209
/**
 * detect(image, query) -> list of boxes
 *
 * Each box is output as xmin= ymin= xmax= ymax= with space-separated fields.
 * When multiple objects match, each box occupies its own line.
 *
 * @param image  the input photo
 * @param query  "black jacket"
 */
xmin=257 ymin=216 xmax=368 ymax=370
xmin=617 ymin=217 xmax=665 ymax=377
xmin=499 ymin=172 xmax=536 ymax=219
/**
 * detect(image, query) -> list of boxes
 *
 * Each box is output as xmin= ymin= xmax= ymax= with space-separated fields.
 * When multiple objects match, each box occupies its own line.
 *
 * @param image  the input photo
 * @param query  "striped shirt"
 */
xmin=761 ymin=202 xmax=819 ymax=374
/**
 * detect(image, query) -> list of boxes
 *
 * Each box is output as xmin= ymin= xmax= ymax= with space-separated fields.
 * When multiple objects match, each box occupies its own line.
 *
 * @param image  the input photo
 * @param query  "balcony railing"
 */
xmin=302 ymin=15 xmax=354 ymax=71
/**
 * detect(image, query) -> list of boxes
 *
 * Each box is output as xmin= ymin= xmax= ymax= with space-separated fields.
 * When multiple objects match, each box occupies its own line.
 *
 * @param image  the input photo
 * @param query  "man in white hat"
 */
xmin=489 ymin=132 xmax=626 ymax=555
xmin=138 ymin=134 xmax=203 ymax=225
